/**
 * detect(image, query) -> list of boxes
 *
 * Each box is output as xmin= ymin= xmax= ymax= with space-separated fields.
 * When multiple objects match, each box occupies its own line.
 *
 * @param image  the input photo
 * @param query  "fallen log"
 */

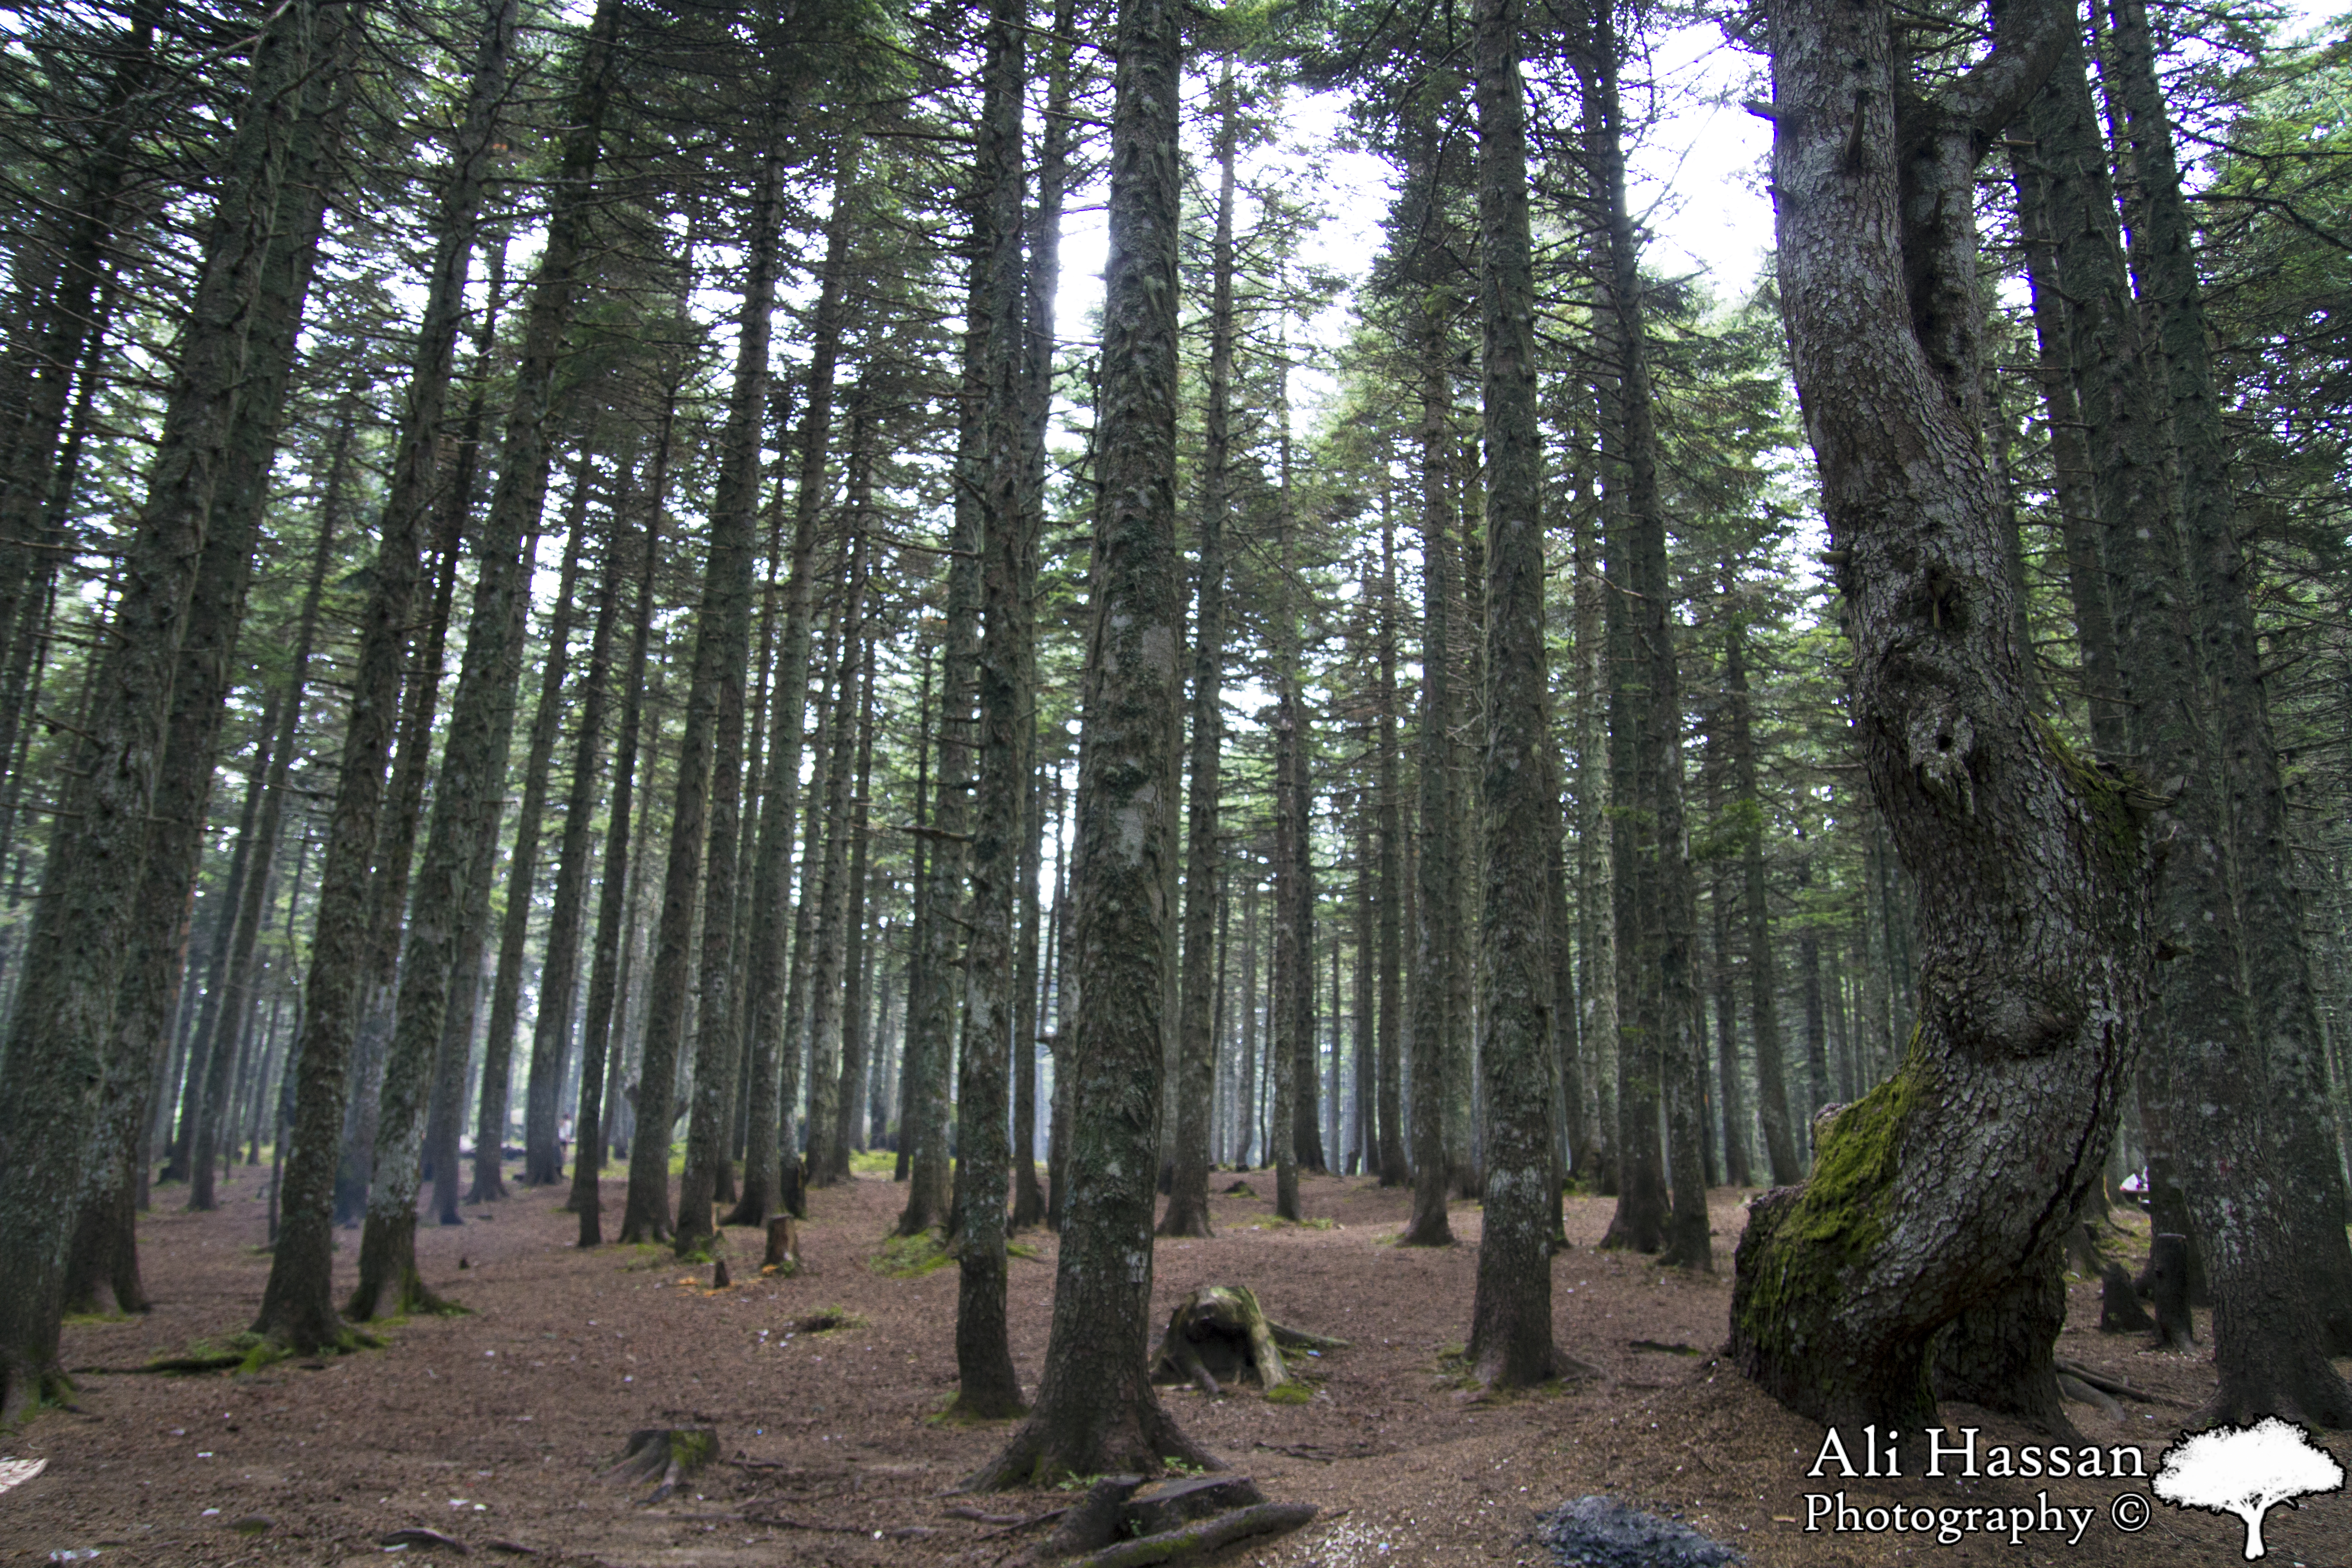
xmin=1066 ymin=1501 xmax=1319 ymax=1568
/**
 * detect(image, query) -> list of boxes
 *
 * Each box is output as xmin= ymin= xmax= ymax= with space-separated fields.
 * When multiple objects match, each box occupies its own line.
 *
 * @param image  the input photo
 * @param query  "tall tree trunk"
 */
xmin=614 ymin=245 xmax=763 ymax=1247
xmin=426 ymin=774 xmax=512 ymax=1226
xmin=475 ymin=452 xmax=598 ymax=1201
xmin=1726 ymin=610 xmax=1798 ymax=1184
xmin=0 ymin=0 xmax=157 ymax=774
xmin=896 ymin=658 xmax=934 ymax=1186
xmin=570 ymin=413 xmax=667 ymax=1244
xmin=254 ymin=0 xmax=521 ymax=1351
xmin=339 ymin=229 xmax=509 ymax=1226
xmin=1401 ymin=170 xmax=1458 ymax=1248
xmin=73 ymin=320 xmax=345 ymax=1313
xmin=1567 ymin=402 xmax=1614 ymax=1185
xmin=2100 ymin=0 xmax=2352 ymax=1412
xmin=832 ymin=637 xmax=879 ymax=1169
xmin=352 ymin=0 xmax=619 ymax=1303
xmin=804 ymin=490 xmax=872 ymax=1187
xmin=524 ymin=441 xmax=633 ymax=1186
xmin=947 ymin=0 xmax=1032 ymax=1415
xmin=672 ymin=112 xmax=788 ymax=1254
xmin=967 ymin=0 xmax=1208 ymax=1483
xmin=1163 ymin=59 xmax=1237 ymax=1241
xmin=730 ymin=142 xmax=858 ymax=1229
xmin=1271 ymin=370 xmax=1313 ymax=1220
xmin=0 ymin=0 xmax=354 ymax=1414
xmin=1375 ymin=506 xmax=1408 ymax=1188
xmin=1582 ymin=14 xmax=1704 ymax=1266
xmin=1466 ymin=0 xmax=1584 ymax=1385
xmin=901 ymin=159 xmax=985 ymax=1236
xmin=1728 ymin=0 xmax=2147 ymax=1430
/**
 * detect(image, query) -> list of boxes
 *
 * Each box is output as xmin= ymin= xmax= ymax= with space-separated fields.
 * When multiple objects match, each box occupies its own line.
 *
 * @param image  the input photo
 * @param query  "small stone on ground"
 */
xmin=1537 ymin=1495 xmax=1743 ymax=1568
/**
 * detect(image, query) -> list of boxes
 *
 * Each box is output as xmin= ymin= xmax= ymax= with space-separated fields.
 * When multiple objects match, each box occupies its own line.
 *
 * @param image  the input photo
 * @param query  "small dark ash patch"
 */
xmin=1536 ymin=1495 xmax=1744 ymax=1568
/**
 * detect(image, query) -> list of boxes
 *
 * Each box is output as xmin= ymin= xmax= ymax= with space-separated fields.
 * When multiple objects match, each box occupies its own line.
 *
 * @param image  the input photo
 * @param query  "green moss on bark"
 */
xmin=1730 ymin=1064 xmax=1930 ymax=1422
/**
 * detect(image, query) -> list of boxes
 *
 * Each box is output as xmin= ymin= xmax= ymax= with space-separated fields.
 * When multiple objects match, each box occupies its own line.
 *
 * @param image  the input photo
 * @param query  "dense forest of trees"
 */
xmin=0 ymin=0 xmax=2346 ymax=1462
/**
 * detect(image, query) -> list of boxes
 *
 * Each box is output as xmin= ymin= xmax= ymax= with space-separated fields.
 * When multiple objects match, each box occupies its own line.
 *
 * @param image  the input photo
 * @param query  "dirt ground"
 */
xmin=3 ymin=1161 xmax=2344 ymax=1567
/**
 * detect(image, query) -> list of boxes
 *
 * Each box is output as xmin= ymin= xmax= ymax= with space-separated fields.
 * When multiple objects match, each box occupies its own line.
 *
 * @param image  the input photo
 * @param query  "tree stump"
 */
xmin=2097 ymin=1262 xmax=2153 ymax=1333
xmin=1147 ymin=1286 xmax=1345 ymax=1397
xmin=763 ymin=1216 xmax=799 ymax=1270
xmin=601 ymin=1427 xmax=717 ymax=1505
xmin=2146 ymin=1233 xmax=2195 ymax=1349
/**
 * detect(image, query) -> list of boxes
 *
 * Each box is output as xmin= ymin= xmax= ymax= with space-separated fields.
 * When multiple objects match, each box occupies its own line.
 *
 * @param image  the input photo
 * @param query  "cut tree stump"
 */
xmin=601 ymin=1428 xmax=718 ymax=1505
xmin=2146 ymin=1233 xmax=2195 ymax=1349
xmin=2097 ymin=1263 xmax=2153 ymax=1333
xmin=1147 ymin=1286 xmax=1346 ymax=1397
xmin=764 ymin=1216 xmax=799 ymax=1269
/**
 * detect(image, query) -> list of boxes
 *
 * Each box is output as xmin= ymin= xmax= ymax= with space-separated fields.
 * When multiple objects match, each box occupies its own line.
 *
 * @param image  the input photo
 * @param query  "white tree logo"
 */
xmin=2152 ymin=1417 xmax=2344 ymax=1560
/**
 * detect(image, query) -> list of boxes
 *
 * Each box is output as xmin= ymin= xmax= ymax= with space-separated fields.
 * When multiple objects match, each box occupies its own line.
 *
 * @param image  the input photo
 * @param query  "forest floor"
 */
xmin=2 ymin=1162 xmax=2340 ymax=1567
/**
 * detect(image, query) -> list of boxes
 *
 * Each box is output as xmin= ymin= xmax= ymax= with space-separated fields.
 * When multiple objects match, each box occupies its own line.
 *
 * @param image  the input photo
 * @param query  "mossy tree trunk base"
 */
xmin=346 ymin=1211 xmax=454 ymax=1320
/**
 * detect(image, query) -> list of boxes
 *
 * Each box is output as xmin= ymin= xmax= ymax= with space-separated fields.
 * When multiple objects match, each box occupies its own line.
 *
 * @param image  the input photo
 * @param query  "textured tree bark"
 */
xmin=947 ymin=0 xmax=1031 ymax=1416
xmin=254 ymin=0 xmax=520 ymax=1352
xmin=0 ymin=0 xmax=352 ymax=1416
xmin=1728 ymin=0 xmax=2146 ymax=1429
xmin=475 ymin=457 xmax=597 ymax=1203
xmin=356 ymin=0 xmax=616 ymax=1291
xmin=673 ymin=113 xmax=787 ymax=1254
xmin=1466 ymin=0 xmax=1588 ymax=1386
xmin=1162 ymin=55 xmax=1236 ymax=1243
xmin=569 ymin=421 xmax=666 ymax=1245
xmin=966 ymin=0 xmax=1208 ymax=1482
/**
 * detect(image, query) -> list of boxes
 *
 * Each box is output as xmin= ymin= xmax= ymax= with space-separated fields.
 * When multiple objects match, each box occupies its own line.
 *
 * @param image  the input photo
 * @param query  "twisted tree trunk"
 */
xmin=1728 ymin=0 xmax=2146 ymax=1429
